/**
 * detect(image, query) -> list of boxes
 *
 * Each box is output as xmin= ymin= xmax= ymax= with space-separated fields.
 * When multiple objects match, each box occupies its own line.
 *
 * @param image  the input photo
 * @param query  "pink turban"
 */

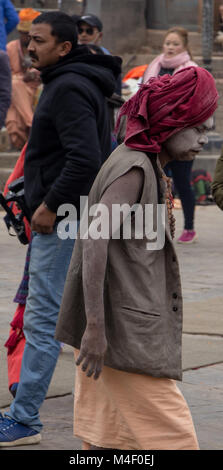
xmin=116 ymin=66 xmax=219 ymax=153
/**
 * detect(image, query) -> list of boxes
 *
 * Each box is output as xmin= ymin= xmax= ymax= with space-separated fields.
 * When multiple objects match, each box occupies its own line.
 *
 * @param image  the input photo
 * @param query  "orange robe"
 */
xmin=74 ymin=349 xmax=199 ymax=450
xmin=6 ymin=40 xmax=41 ymax=149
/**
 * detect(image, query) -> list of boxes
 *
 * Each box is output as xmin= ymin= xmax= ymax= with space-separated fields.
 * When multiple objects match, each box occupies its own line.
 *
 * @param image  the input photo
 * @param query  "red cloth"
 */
xmin=3 ymin=143 xmax=29 ymax=389
xmin=6 ymin=304 xmax=26 ymax=389
xmin=116 ymin=66 xmax=219 ymax=153
xmin=7 ymin=337 xmax=26 ymax=389
xmin=3 ymin=143 xmax=27 ymax=195
xmin=5 ymin=304 xmax=25 ymax=354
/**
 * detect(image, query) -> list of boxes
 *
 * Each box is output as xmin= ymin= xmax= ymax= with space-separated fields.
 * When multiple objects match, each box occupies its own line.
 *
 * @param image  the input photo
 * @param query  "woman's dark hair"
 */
xmin=33 ymin=11 xmax=78 ymax=50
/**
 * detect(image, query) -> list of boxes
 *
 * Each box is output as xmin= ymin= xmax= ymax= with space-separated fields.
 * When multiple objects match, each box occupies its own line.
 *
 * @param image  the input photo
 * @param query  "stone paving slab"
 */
xmin=183 ymin=297 xmax=223 ymax=335
xmin=2 ymin=395 xmax=81 ymax=451
xmin=178 ymin=364 xmax=223 ymax=450
xmin=182 ymin=334 xmax=223 ymax=370
xmin=174 ymin=205 xmax=223 ymax=303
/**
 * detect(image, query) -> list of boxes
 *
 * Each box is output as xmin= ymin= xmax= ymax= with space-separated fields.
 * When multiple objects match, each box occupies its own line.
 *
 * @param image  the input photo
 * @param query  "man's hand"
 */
xmin=31 ymin=202 xmax=56 ymax=234
xmin=76 ymin=323 xmax=107 ymax=380
xmin=23 ymin=70 xmax=40 ymax=82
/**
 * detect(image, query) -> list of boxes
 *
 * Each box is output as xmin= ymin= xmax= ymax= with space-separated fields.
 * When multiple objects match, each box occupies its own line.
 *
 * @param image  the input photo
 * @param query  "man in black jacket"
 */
xmin=0 ymin=11 xmax=121 ymax=447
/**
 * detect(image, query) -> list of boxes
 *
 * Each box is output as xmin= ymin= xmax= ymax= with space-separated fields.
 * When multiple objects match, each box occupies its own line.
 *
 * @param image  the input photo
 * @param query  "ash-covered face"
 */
xmin=163 ymin=116 xmax=214 ymax=161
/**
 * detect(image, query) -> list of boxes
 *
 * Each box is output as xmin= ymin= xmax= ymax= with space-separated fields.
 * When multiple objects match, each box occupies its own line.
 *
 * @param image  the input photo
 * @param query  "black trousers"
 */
xmin=165 ymin=160 xmax=195 ymax=230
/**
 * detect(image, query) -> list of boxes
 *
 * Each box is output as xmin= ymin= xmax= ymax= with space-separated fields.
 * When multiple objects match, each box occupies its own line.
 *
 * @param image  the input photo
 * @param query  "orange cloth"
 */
xmin=122 ymin=65 xmax=148 ymax=82
xmin=73 ymin=350 xmax=199 ymax=450
xmin=17 ymin=8 xmax=40 ymax=33
xmin=6 ymin=40 xmax=40 ymax=149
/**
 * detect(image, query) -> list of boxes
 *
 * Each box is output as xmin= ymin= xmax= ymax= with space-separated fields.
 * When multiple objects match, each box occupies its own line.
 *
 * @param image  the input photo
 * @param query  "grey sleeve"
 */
xmin=212 ymin=151 xmax=223 ymax=211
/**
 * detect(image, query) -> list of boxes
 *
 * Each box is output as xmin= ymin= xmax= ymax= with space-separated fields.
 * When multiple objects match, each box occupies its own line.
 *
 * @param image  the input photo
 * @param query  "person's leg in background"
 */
xmin=167 ymin=160 xmax=196 ymax=243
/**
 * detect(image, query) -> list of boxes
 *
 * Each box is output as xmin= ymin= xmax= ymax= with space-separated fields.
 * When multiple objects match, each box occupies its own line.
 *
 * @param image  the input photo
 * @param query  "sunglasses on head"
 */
xmin=78 ymin=26 xmax=94 ymax=35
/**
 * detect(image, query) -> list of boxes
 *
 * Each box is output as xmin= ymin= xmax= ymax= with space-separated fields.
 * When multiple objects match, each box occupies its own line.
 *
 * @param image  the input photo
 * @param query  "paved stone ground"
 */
xmin=0 ymin=204 xmax=223 ymax=450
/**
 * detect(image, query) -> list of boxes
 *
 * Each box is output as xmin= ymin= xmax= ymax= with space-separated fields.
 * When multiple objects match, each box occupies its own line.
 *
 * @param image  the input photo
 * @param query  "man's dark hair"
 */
xmin=33 ymin=11 xmax=78 ymax=49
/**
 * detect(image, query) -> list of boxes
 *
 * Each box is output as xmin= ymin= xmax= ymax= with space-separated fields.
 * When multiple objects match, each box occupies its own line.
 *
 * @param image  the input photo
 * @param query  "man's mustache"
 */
xmin=29 ymin=52 xmax=38 ymax=60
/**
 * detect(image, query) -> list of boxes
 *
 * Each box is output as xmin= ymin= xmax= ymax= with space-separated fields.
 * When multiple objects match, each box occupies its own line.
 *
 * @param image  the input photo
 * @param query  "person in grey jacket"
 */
xmin=55 ymin=67 xmax=218 ymax=450
xmin=0 ymin=50 xmax=11 ymax=129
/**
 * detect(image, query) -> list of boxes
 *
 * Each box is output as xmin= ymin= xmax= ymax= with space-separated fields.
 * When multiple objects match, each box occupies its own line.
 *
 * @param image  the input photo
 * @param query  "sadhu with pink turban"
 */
xmin=116 ymin=66 xmax=218 ymax=245
xmin=55 ymin=67 xmax=218 ymax=451
xmin=117 ymin=66 xmax=218 ymax=152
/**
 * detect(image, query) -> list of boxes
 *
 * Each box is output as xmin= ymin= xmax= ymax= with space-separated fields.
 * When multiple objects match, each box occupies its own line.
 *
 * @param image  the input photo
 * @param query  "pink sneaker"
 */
xmin=177 ymin=230 xmax=197 ymax=244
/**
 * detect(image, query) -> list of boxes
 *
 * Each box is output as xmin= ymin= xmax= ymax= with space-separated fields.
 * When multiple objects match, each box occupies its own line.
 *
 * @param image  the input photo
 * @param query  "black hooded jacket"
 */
xmin=24 ymin=47 xmax=122 ymax=216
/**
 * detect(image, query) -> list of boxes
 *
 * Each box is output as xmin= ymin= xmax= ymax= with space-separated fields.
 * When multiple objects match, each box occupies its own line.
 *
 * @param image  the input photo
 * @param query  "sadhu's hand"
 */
xmin=76 ymin=324 xmax=107 ymax=380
